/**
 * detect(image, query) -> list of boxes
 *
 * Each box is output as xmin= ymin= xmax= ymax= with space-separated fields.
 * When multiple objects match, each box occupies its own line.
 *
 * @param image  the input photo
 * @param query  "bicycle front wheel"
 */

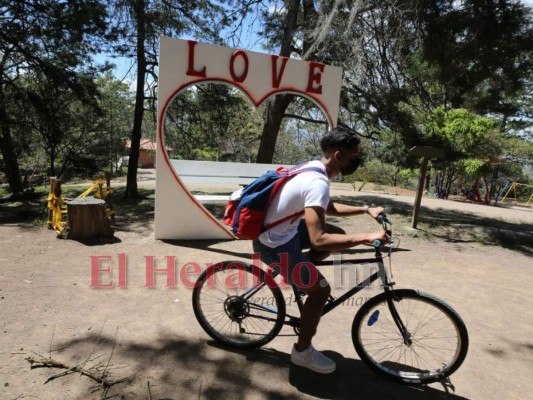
xmin=352 ymin=289 xmax=468 ymax=384
xmin=192 ymin=261 xmax=286 ymax=349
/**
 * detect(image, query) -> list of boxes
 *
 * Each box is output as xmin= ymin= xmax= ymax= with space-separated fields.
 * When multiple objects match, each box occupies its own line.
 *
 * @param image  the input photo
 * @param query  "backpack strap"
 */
xmin=263 ymin=164 xmax=327 ymax=231
xmin=264 ymin=210 xmax=305 ymax=230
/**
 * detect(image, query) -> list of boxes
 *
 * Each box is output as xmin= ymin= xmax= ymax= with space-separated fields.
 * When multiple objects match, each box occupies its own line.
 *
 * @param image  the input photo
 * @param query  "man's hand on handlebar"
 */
xmin=368 ymin=206 xmax=386 ymax=220
xmin=366 ymin=230 xmax=389 ymax=244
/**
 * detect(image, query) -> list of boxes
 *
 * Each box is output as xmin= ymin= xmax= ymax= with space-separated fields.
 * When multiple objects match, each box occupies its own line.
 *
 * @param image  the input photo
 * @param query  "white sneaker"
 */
xmin=291 ymin=344 xmax=336 ymax=374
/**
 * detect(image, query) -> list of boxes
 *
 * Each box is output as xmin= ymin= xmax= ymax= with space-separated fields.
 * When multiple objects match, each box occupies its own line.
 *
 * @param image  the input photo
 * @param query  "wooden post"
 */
xmin=104 ymin=171 xmax=114 ymax=221
xmin=409 ymin=146 xmax=446 ymax=230
xmin=62 ymin=197 xmax=114 ymax=240
xmin=48 ymin=177 xmax=61 ymax=230
xmin=412 ymin=157 xmax=429 ymax=229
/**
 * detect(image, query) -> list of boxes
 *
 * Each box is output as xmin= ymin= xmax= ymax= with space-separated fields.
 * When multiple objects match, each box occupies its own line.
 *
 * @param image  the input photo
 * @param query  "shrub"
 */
xmin=352 ymin=159 xmax=396 ymax=186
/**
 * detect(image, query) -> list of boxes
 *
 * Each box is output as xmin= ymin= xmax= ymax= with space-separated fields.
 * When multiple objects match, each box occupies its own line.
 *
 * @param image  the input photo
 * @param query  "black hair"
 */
xmin=320 ymin=126 xmax=361 ymax=152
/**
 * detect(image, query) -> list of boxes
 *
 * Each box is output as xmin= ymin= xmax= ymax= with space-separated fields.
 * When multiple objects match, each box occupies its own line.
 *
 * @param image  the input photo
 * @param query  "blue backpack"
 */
xmin=223 ymin=163 xmax=326 ymax=239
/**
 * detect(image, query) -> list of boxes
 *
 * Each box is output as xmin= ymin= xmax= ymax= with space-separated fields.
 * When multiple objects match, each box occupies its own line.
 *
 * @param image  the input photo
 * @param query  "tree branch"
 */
xmin=283 ymin=113 xmax=328 ymax=125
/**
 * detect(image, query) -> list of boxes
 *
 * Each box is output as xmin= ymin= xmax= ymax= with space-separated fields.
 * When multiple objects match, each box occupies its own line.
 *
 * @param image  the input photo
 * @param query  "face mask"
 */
xmin=340 ymin=156 xmax=361 ymax=176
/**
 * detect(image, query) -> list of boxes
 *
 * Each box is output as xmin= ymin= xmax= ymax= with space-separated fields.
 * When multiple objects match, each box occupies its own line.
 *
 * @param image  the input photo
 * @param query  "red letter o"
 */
xmin=230 ymin=51 xmax=249 ymax=83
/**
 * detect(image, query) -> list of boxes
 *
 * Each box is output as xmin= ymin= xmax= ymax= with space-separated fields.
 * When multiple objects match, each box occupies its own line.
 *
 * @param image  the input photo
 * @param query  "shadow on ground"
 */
xmin=0 ymin=191 xmax=47 ymax=225
xmin=47 ymin=333 xmax=467 ymax=400
xmin=334 ymin=193 xmax=533 ymax=256
xmin=3 ymin=185 xmax=531 ymax=256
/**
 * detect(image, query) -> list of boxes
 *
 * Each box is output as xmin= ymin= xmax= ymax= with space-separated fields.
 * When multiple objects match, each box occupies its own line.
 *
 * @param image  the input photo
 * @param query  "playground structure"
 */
xmin=500 ymin=182 xmax=533 ymax=206
xmin=47 ymin=173 xmax=114 ymax=235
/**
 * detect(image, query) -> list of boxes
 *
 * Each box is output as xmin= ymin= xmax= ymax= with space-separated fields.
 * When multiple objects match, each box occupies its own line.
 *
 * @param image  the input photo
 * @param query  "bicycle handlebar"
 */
xmin=376 ymin=214 xmax=392 ymax=225
xmin=372 ymin=239 xmax=383 ymax=247
xmin=373 ymin=214 xmax=392 ymax=248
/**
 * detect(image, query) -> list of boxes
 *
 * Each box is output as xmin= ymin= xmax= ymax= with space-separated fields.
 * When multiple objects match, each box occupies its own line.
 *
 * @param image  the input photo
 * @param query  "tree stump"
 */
xmin=61 ymin=197 xmax=114 ymax=240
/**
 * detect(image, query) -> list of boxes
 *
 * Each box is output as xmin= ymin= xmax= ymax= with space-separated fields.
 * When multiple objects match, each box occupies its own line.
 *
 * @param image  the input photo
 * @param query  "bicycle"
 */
xmin=192 ymin=216 xmax=469 ymax=384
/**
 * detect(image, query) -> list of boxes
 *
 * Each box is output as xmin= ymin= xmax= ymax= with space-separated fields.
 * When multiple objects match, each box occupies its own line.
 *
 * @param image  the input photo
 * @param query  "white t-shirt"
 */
xmin=258 ymin=160 xmax=330 ymax=247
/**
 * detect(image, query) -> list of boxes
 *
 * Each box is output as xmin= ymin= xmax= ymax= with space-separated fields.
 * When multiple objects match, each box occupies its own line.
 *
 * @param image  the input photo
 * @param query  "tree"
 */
xmin=274 ymin=1 xmax=532 ymax=149
xmin=109 ymin=0 xmax=230 ymax=198
xmin=0 ymin=0 xmax=108 ymax=194
xmin=423 ymin=107 xmax=506 ymax=200
xmin=164 ymin=83 xmax=263 ymax=161
xmin=255 ymin=0 xmax=299 ymax=163
xmin=420 ymin=0 xmax=533 ymax=117
xmin=93 ymin=72 xmax=135 ymax=173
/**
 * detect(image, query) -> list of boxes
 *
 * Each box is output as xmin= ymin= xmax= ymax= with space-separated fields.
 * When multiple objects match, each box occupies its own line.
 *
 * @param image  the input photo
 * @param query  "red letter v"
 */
xmin=271 ymin=55 xmax=288 ymax=88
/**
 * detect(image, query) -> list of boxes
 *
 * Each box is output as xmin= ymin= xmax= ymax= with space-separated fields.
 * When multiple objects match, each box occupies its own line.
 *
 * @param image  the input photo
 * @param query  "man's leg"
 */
xmin=253 ymin=234 xmax=336 ymax=373
xmin=295 ymin=270 xmax=330 ymax=351
xmin=290 ymin=263 xmax=336 ymax=373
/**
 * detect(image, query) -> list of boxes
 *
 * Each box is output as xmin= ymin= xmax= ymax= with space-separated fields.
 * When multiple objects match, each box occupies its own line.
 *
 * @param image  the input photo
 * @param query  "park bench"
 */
xmin=170 ymin=159 xmax=294 ymax=202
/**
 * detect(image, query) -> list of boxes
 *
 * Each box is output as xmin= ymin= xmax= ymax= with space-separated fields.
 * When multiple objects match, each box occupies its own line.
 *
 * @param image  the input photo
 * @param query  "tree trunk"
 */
xmin=482 ymin=176 xmax=490 ymax=204
xmin=255 ymin=0 xmax=300 ymax=164
xmin=0 ymin=65 xmax=23 ymax=194
xmin=472 ymin=178 xmax=482 ymax=202
xmin=62 ymin=197 xmax=114 ymax=240
xmin=124 ymin=0 xmax=147 ymax=198
xmin=256 ymin=94 xmax=295 ymax=163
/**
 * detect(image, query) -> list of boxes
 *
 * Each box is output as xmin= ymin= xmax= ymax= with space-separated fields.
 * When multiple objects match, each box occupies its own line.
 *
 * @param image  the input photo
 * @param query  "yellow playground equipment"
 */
xmin=500 ymin=182 xmax=533 ymax=206
xmin=47 ymin=175 xmax=113 ymax=233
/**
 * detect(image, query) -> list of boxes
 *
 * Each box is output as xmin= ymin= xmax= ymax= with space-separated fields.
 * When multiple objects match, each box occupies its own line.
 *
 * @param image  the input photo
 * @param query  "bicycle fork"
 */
xmin=383 ymin=288 xmax=413 ymax=346
xmin=375 ymin=251 xmax=413 ymax=346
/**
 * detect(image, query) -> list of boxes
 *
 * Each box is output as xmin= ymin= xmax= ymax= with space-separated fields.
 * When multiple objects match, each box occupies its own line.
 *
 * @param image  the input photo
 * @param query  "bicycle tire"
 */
xmin=192 ymin=261 xmax=286 ymax=348
xmin=352 ymin=289 xmax=469 ymax=384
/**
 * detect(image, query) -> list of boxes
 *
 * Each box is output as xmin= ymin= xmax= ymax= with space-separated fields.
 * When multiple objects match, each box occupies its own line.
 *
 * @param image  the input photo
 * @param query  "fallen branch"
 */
xmin=25 ymin=355 xmax=127 ymax=388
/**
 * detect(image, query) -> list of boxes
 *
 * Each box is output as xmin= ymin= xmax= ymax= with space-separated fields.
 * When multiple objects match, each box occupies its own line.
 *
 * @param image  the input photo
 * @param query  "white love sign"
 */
xmin=155 ymin=36 xmax=342 ymax=239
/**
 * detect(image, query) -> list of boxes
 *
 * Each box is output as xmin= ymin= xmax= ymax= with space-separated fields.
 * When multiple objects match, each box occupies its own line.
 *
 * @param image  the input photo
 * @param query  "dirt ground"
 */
xmin=1 ymin=176 xmax=532 ymax=400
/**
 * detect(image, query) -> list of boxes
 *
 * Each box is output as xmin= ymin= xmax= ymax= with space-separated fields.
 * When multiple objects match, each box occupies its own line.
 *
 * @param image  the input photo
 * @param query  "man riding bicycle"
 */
xmin=253 ymin=126 xmax=387 ymax=374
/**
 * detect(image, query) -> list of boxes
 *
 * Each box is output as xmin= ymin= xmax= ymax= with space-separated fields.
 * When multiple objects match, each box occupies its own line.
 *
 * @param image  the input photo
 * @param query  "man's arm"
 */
xmin=305 ymin=206 xmax=387 ymax=252
xmin=326 ymin=200 xmax=385 ymax=220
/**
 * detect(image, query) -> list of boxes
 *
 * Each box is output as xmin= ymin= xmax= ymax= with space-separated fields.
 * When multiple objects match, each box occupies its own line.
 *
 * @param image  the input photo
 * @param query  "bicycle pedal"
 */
xmin=327 ymin=295 xmax=335 ymax=304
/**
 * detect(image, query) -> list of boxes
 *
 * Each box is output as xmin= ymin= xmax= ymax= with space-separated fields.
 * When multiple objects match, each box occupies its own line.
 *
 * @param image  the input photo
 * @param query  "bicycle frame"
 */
xmin=284 ymin=245 xmax=393 ymax=328
xmin=239 ymin=217 xmax=412 ymax=340
xmin=238 ymin=247 xmax=387 ymax=324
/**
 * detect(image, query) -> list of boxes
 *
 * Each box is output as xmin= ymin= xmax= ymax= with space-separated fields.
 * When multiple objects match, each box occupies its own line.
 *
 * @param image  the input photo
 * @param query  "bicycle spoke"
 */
xmin=193 ymin=262 xmax=285 ymax=348
xmin=354 ymin=290 xmax=467 ymax=383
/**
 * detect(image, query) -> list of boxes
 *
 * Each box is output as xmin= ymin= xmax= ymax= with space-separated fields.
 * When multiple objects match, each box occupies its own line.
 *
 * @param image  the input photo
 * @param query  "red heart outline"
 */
xmin=158 ymin=78 xmax=335 ymax=238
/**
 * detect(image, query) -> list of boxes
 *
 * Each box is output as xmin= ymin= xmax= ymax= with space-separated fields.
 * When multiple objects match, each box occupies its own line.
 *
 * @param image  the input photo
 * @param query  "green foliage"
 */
xmin=0 ymin=0 xmax=110 ymax=193
xmin=423 ymin=107 xmax=501 ymax=159
xmin=422 ymin=105 xmax=531 ymax=181
xmin=164 ymin=83 xmax=263 ymax=162
xmin=1 ymin=0 xmax=532 ymax=195
xmin=94 ymin=72 xmax=134 ymax=173
xmin=420 ymin=0 xmax=533 ymax=116
xmin=342 ymin=160 xmax=418 ymax=191
xmin=352 ymin=159 xmax=397 ymax=187
xmin=461 ymin=159 xmax=490 ymax=177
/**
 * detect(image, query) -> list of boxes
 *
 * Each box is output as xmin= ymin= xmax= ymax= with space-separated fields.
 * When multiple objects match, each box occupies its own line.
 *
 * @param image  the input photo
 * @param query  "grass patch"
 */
xmin=0 ymin=184 xmax=157 ymax=232
xmin=0 ymin=185 xmax=9 ymax=198
xmin=0 ymin=187 xmax=49 ymax=226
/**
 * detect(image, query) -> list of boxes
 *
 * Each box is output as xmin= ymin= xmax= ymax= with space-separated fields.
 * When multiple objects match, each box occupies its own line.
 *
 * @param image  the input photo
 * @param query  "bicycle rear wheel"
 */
xmin=192 ymin=261 xmax=286 ymax=348
xmin=352 ymin=289 xmax=468 ymax=384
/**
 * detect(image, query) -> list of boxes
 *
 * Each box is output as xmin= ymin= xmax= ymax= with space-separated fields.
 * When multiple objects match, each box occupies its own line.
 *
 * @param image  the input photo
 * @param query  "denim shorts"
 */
xmin=252 ymin=221 xmax=320 ymax=289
